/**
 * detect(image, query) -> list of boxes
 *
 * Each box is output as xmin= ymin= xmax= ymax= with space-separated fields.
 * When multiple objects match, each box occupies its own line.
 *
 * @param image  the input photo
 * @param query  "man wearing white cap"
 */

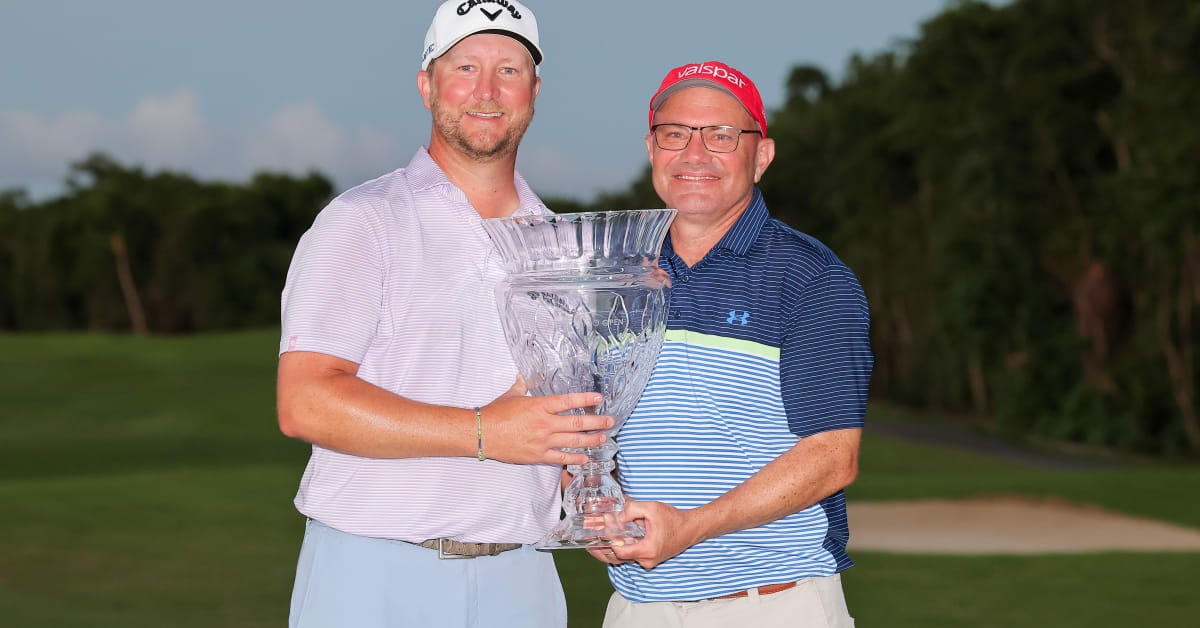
xmin=276 ymin=2 xmax=603 ymax=626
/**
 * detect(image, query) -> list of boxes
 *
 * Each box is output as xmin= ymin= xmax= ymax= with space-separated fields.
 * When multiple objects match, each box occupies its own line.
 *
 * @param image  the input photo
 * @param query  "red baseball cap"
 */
xmin=648 ymin=61 xmax=767 ymax=137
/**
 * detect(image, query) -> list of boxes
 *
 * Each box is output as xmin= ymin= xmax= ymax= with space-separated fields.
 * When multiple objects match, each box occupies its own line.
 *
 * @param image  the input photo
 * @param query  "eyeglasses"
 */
xmin=650 ymin=124 xmax=762 ymax=153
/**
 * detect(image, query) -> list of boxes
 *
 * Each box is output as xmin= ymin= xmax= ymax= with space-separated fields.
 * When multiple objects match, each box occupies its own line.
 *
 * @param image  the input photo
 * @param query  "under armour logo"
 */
xmin=480 ymin=7 xmax=502 ymax=20
xmin=727 ymin=310 xmax=751 ymax=325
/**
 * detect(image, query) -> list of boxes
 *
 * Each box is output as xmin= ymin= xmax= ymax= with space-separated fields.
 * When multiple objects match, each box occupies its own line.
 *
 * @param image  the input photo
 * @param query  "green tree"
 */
xmin=0 ymin=154 xmax=332 ymax=334
xmin=600 ymin=0 xmax=1200 ymax=456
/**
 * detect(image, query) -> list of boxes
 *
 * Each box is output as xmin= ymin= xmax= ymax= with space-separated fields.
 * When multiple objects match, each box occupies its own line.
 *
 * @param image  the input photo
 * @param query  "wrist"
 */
xmin=679 ymin=506 xmax=713 ymax=547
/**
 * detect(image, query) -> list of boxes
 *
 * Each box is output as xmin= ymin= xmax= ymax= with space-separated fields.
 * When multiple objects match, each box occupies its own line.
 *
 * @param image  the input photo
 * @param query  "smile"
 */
xmin=676 ymin=175 xmax=718 ymax=181
xmin=467 ymin=112 xmax=503 ymax=118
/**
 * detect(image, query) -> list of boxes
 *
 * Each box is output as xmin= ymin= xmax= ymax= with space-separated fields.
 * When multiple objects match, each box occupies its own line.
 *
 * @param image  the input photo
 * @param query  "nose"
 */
xmin=680 ymin=129 xmax=712 ymax=163
xmin=474 ymin=71 xmax=496 ymax=102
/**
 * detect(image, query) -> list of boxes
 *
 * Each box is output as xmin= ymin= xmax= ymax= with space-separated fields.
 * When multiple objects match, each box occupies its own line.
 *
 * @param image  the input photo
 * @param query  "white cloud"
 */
xmin=0 ymin=93 xmax=647 ymax=203
xmin=127 ymin=91 xmax=210 ymax=164
xmin=0 ymin=91 xmax=407 ymax=197
xmin=0 ymin=109 xmax=107 ymax=181
xmin=248 ymin=101 xmax=345 ymax=173
xmin=244 ymin=101 xmax=405 ymax=183
xmin=517 ymin=143 xmax=645 ymax=203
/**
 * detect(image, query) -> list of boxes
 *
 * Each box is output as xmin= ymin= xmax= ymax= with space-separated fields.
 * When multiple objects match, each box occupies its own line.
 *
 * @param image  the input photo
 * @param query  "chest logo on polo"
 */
xmin=726 ymin=310 xmax=751 ymax=325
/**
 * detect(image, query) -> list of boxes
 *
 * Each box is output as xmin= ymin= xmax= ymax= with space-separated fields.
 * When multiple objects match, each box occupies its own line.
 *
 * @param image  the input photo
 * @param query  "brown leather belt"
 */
xmin=713 ymin=581 xmax=798 ymax=599
xmin=415 ymin=538 xmax=523 ymax=559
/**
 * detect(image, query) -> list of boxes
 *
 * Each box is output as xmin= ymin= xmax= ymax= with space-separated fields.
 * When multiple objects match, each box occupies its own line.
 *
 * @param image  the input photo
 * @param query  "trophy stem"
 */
xmin=534 ymin=436 xmax=645 ymax=550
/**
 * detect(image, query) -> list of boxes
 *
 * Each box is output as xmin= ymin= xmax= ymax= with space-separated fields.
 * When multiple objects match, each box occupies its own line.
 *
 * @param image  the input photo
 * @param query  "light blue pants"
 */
xmin=289 ymin=519 xmax=567 ymax=628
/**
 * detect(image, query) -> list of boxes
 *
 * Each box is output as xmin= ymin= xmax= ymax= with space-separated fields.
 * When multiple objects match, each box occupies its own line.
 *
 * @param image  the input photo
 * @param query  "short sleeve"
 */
xmin=780 ymin=264 xmax=873 ymax=436
xmin=279 ymin=199 xmax=384 ymax=363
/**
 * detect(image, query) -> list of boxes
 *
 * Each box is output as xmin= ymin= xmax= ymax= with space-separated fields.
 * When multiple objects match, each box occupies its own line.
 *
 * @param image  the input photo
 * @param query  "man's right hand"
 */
xmin=481 ymin=377 xmax=612 ymax=466
xmin=278 ymin=352 xmax=611 ymax=463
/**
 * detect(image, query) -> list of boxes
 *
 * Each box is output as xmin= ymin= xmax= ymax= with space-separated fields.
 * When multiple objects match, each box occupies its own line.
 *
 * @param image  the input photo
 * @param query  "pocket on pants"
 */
xmin=289 ymin=519 xmax=328 ymax=627
xmin=813 ymin=575 xmax=854 ymax=628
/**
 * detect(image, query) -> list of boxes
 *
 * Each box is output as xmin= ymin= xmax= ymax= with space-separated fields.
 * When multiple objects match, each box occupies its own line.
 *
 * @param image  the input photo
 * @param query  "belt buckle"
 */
xmin=436 ymin=538 xmax=475 ymax=560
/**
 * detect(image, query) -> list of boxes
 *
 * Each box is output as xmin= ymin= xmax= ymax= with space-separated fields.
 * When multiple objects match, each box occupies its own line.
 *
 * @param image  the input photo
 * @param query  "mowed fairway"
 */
xmin=1 ymin=331 xmax=1198 ymax=627
xmin=0 ymin=331 xmax=309 ymax=627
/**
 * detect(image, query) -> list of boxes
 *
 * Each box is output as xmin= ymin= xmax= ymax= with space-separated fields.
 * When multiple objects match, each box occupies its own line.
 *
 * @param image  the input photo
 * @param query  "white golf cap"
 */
xmin=421 ymin=0 xmax=543 ymax=72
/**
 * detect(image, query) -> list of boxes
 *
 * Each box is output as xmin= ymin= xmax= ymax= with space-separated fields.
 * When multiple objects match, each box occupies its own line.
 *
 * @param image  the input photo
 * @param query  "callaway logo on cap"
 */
xmin=422 ymin=0 xmax=543 ymax=73
xmin=649 ymin=61 xmax=767 ymax=136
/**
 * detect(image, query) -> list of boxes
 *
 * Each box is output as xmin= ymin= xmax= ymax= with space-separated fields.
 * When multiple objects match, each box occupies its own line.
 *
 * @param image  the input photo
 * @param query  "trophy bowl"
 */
xmin=482 ymin=208 xmax=675 ymax=549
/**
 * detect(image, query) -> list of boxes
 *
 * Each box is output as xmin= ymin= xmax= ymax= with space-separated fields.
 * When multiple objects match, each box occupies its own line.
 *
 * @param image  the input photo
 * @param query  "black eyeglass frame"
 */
xmin=650 ymin=124 xmax=762 ymax=153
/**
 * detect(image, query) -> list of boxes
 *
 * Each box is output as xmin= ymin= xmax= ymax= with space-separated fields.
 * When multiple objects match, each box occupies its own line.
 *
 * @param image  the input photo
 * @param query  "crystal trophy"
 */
xmin=482 ymin=209 xmax=675 ymax=549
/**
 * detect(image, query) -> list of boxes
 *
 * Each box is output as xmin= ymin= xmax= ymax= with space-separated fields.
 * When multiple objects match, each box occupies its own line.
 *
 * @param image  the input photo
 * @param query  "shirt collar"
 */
xmin=663 ymin=187 xmax=769 ymax=260
xmin=714 ymin=188 xmax=769 ymax=255
xmin=405 ymin=146 xmax=546 ymax=217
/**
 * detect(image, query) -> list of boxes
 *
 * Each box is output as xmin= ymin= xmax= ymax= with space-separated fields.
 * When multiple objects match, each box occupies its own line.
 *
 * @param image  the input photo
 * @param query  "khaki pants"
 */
xmin=603 ymin=574 xmax=854 ymax=628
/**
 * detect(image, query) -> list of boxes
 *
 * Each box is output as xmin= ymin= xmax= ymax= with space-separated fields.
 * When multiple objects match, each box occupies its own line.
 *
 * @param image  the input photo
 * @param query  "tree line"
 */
xmin=1 ymin=0 xmax=1196 ymax=456
xmin=555 ymin=0 xmax=1200 ymax=457
xmin=0 ymin=154 xmax=332 ymax=334
xmin=766 ymin=0 xmax=1199 ymax=458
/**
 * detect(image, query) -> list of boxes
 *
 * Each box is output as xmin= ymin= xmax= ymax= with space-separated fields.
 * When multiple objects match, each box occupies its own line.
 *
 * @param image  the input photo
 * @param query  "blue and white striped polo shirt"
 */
xmin=609 ymin=189 xmax=873 ymax=602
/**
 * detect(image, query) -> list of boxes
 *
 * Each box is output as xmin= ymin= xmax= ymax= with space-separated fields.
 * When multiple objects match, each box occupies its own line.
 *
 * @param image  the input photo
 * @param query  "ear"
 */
xmin=532 ymin=76 xmax=541 ymax=101
xmin=645 ymin=133 xmax=655 ymax=164
xmin=417 ymin=70 xmax=433 ymax=111
xmin=753 ymin=137 xmax=775 ymax=183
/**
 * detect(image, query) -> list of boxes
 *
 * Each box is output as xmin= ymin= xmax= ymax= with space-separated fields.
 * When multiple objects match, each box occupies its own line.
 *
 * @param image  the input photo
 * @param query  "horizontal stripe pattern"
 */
xmin=781 ymin=264 xmax=873 ymax=438
xmin=609 ymin=189 xmax=872 ymax=601
xmin=279 ymin=147 xmax=562 ymax=543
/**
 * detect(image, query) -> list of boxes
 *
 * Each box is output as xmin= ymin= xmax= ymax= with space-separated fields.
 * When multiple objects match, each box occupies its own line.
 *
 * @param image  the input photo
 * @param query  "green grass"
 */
xmin=1 ymin=330 xmax=1198 ymax=627
xmin=0 ymin=331 xmax=306 ymax=627
xmin=554 ymin=425 xmax=1200 ymax=626
xmin=855 ymin=416 xmax=1200 ymax=529
xmin=0 ymin=330 xmax=309 ymax=480
xmin=0 ymin=465 xmax=300 ymax=628
xmin=843 ymin=552 xmax=1200 ymax=627
xmin=556 ymin=550 xmax=1200 ymax=628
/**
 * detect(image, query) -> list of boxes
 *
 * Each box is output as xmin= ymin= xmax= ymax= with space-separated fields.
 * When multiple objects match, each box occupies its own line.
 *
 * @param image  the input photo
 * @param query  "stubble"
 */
xmin=429 ymin=82 xmax=535 ymax=162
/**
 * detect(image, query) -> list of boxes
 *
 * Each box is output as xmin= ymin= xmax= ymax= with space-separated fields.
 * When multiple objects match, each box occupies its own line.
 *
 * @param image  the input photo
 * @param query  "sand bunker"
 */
xmin=848 ymin=496 xmax=1200 ymax=554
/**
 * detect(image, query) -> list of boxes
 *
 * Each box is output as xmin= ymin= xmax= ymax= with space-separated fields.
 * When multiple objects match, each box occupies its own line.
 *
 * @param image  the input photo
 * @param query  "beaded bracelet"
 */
xmin=474 ymin=407 xmax=485 ymax=461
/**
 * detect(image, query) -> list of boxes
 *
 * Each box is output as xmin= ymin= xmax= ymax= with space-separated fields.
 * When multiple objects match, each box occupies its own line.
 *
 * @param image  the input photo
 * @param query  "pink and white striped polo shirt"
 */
xmin=279 ymin=147 xmax=560 ymax=543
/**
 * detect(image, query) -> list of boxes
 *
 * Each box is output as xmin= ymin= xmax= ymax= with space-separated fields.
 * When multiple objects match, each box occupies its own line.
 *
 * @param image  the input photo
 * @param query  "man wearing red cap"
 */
xmin=591 ymin=61 xmax=872 ymax=627
xmin=277 ymin=2 xmax=609 ymax=627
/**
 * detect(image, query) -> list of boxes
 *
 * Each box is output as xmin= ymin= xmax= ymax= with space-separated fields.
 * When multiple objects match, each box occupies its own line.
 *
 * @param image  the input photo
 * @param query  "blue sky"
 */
xmin=1 ymin=0 xmax=955 ymax=202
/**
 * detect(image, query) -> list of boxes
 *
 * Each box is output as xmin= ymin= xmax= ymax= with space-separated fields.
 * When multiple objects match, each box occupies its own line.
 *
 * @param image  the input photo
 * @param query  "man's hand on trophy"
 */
xmin=585 ymin=512 xmax=633 ymax=565
xmin=610 ymin=500 xmax=701 ymax=570
xmin=481 ymin=377 xmax=612 ymax=465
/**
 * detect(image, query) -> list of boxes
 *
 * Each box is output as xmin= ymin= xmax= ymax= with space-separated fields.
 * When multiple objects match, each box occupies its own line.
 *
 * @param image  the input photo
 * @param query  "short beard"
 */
xmin=430 ymin=84 xmax=535 ymax=162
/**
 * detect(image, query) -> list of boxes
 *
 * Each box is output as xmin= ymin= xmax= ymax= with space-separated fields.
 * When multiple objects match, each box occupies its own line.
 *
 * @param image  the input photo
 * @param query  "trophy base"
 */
xmin=534 ymin=514 xmax=645 ymax=550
